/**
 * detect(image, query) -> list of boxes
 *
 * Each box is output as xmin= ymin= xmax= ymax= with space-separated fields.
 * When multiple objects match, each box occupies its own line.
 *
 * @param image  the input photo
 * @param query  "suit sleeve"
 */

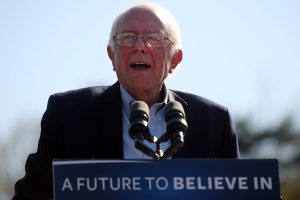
xmin=12 ymin=95 xmax=63 ymax=200
xmin=221 ymin=109 xmax=240 ymax=158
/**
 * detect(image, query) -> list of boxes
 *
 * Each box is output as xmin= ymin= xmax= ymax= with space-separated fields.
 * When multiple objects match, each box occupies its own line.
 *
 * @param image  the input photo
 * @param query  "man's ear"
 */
xmin=169 ymin=49 xmax=183 ymax=73
xmin=107 ymin=46 xmax=116 ymax=71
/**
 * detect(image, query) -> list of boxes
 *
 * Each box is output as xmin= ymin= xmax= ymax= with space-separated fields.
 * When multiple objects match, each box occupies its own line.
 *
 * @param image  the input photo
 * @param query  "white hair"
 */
xmin=108 ymin=2 xmax=182 ymax=56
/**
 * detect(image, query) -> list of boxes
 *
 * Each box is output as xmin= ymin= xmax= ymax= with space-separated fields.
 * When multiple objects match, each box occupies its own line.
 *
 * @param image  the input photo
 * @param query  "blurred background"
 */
xmin=0 ymin=0 xmax=299 ymax=199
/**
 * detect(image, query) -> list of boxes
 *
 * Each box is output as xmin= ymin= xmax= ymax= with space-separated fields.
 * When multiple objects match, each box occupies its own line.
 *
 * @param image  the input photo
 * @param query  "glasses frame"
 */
xmin=113 ymin=32 xmax=174 ymax=47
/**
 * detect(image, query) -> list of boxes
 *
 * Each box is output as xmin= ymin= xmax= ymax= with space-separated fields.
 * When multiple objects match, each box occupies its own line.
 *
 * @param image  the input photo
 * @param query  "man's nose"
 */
xmin=133 ymin=37 xmax=147 ymax=52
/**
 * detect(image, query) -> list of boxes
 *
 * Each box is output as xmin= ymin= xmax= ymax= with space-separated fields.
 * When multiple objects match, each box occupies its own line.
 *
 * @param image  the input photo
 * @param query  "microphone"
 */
xmin=129 ymin=101 xmax=149 ymax=142
xmin=129 ymin=101 xmax=159 ymax=159
xmin=161 ymin=101 xmax=188 ymax=159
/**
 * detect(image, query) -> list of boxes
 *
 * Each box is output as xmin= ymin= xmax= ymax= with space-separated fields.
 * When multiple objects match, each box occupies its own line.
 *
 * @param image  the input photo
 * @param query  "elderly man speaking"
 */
xmin=12 ymin=2 xmax=239 ymax=200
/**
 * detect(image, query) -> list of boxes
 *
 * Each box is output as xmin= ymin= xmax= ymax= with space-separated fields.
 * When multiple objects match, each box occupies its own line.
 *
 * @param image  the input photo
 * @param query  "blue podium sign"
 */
xmin=53 ymin=159 xmax=280 ymax=200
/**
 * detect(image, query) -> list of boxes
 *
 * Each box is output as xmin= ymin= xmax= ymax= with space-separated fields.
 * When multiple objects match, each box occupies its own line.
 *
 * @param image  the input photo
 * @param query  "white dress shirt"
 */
xmin=120 ymin=85 xmax=170 ymax=159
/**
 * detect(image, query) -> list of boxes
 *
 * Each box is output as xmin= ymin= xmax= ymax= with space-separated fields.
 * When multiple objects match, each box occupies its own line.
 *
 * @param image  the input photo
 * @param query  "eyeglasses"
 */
xmin=113 ymin=32 xmax=173 ymax=47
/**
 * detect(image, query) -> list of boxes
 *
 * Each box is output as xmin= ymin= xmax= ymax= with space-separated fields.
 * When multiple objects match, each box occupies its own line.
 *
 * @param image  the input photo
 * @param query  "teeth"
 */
xmin=130 ymin=63 xmax=150 ymax=69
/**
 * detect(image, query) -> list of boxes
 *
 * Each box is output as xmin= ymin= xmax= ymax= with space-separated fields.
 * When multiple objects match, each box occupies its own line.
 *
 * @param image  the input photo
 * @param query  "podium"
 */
xmin=53 ymin=159 xmax=281 ymax=200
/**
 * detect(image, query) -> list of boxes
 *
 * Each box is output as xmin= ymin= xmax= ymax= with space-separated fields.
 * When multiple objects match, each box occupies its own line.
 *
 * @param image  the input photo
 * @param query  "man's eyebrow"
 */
xmin=119 ymin=31 xmax=137 ymax=34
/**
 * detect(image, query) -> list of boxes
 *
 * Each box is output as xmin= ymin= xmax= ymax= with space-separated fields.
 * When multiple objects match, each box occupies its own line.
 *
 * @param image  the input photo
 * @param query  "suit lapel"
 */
xmin=168 ymin=90 xmax=188 ymax=110
xmin=168 ymin=90 xmax=191 ymax=158
xmin=93 ymin=82 xmax=123 ymax=158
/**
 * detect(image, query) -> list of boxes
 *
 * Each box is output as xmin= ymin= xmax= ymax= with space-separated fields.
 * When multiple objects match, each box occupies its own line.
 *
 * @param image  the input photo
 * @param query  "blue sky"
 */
xmin=1 ymin=0 xmax=300 ymax=141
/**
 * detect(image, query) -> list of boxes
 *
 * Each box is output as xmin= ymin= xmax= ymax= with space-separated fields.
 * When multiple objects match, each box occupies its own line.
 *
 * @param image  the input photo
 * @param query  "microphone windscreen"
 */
xmin=165 ymin=101 xmax=186 ymax=120
xmin=129 ymin=101 xmax=149 ymax=122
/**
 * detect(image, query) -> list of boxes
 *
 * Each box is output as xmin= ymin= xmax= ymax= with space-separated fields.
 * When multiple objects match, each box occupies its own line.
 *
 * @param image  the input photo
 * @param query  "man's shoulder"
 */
xmin=44 ymin=85 xmax=119 ymax=112
xmin=48 ymin=83 xmax=120 ymax=107
xmin=170 ymin=90 xmax=228 ymax=112
xmin=52 ymin=86 xmax=111 ymax=100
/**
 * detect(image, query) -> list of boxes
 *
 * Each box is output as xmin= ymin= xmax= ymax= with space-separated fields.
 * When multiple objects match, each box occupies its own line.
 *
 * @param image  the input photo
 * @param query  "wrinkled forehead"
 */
xmin=116 ymin=7 xmax=166 ymax=34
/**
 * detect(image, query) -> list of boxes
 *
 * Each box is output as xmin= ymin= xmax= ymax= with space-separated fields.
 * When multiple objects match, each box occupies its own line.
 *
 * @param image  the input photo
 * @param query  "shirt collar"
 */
xmin=120 ymin=84 xmax=169 ymax=116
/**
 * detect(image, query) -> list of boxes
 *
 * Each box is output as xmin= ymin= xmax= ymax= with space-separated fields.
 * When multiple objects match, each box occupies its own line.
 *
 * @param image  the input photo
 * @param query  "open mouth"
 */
xmin=130 ymin=63 xmax=151 ymax=69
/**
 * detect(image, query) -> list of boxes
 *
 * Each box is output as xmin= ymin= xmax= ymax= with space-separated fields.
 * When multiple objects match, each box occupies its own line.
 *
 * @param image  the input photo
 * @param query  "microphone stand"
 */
xmin=134 ymin=139 xmax=160 ymax=159
xmin=131 ymin=130 xmax=185 ymax=160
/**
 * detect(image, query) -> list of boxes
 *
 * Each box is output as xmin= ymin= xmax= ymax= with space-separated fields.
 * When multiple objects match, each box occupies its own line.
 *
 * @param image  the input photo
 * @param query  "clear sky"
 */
xmin=1 ymin=0 xmax=300 ymax=141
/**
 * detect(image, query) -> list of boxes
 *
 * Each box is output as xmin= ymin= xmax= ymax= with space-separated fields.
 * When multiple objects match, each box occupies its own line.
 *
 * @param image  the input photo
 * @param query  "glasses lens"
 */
xmin=145 ymin=35 xmax=164 ymax=47
xmin=117 ymin=34 xmax=136 ymax=46
xmin=115 ymin=33 xmax=167 ymax=47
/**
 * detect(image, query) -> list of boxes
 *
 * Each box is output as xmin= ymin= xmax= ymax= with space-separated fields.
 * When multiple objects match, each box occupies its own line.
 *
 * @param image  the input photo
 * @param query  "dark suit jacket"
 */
xmin=12 ymin=81 xmax=239 ymax=200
